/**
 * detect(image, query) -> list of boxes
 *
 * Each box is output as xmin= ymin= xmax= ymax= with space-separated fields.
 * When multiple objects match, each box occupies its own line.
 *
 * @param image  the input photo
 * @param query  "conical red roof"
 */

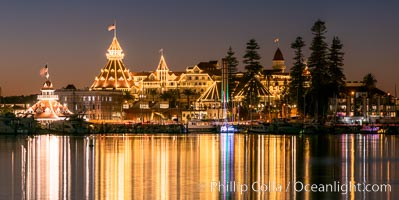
xmin=273 ymin=48 xmax=284 ymax=61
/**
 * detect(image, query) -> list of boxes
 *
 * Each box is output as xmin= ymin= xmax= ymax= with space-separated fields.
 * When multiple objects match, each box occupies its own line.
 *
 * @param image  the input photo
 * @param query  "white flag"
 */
xmin=108 ymin=24 xmax=116 ymax=31
xmin=40 ymin=65 xmax=48 ymax=77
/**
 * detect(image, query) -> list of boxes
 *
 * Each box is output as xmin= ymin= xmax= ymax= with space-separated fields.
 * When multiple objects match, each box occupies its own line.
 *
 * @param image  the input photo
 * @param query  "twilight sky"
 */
xmin=0 ymin=0 xmax=398 ymax=96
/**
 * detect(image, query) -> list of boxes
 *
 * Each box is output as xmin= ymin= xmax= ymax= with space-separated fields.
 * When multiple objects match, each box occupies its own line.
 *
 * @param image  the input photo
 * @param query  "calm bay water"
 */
xmin=0 ymin=133 xmax=398 ymax=199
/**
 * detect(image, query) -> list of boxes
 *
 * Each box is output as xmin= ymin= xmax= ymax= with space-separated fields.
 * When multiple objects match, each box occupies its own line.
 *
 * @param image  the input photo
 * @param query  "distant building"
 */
xmin=124 ymin=58 xmax=217 ymax=123
xmin=271 ymin=48 xmax=286 ymax=72
xmin=57 ymin=34 xmax=128 ymax=121
xmin=90 ymin=35 xmax=133 ymax=91
xmin=330 ymin=81 xmax=396 ymax=124
xmin=26 ymin=67 xmax=72 ymax=122
xmin=56 ymin=85 xmax=123 ymax=121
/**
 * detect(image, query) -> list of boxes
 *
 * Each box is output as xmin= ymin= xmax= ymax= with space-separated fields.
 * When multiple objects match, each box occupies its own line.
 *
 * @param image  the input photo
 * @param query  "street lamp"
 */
xmin=303 ymin=94 xmax=306 ymax=123
xmin=139 ymin=93 xmax=143 ymax=122
xmin=139 ymin=92 xmax=146 ymax=123
xmin=351 ymin=91 xmax=354 ymax=117
xmin=176 ymin=82 xmax=180 ymax=122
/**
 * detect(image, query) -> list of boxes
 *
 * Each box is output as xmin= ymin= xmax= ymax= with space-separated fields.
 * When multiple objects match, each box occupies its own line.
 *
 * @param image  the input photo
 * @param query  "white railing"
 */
xmin=37 ymin=95 xmax=59 ymax=100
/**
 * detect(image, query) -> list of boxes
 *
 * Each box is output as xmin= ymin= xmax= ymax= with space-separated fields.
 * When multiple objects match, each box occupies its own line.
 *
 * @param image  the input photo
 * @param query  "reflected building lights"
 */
xmin=0 ymin=134 xmax=397 ymax=199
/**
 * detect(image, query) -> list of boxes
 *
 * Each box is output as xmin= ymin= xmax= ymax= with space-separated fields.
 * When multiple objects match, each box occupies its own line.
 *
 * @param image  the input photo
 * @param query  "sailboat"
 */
xmin=219 ymin=58 xmax=238 ymax=133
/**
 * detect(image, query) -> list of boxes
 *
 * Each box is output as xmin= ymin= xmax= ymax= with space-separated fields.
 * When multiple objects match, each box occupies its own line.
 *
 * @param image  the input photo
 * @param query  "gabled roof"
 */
xmin=234 ymin=75 xmax=271 ymax=97
xmin=156 ymin=55 xmax=169 ymax=71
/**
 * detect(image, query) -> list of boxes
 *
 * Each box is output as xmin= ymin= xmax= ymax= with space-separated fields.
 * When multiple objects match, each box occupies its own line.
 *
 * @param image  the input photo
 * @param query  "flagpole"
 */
xmin=114 ymin=19 xmax=117 ymax=38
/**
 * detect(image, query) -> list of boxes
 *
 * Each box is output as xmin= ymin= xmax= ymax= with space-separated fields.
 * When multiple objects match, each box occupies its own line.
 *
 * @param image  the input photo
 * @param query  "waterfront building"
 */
xmin=126 ymin=47 xmax=293 ymax=122
xmin=90 ymin=34 xmax=133 ymax=91
xmin=262 ymin=48 xmax=291 ymax=108
xmin=195 ymin=82 xmax=223 ymax=120
xmin=125 ymin=58 xmax=217 ymax=123
xmin=133 ymin=55 xmax=214 ymax=104
xmin=330 ymin=81 xmax=396 ymax=124
xmin=229 ymin=48 xmax=291 ymax=120
xmin=26 ymin=67 xmax=72 ymax=122
xmin=56 ymin=85 xmax=123 ymax=121
xmin=57 ymin=33 xmax=128 ymax=121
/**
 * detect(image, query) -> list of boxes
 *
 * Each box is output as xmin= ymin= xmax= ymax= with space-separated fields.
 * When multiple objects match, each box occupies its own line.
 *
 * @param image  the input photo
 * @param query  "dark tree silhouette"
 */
xmin=363 ymin=73 xmax=377 ymax=119
xmin=243 ymin=39 xmax=262 ymax=75
xmin=182 ymin=89 xmax=197 ymax=109
xmin=225 ymin=46 xmax=239 ymax=102
xmin=289 ymin=36 xmax=307 ymax=115
xmin=308 ymin=20 xmax=330 ymax=121
xmin=328 ymin=36 xmax=346 ymax=96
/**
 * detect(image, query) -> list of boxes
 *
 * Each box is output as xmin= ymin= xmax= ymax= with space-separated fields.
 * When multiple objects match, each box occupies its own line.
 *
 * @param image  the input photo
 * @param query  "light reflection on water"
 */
xmin=0 ymin=133 xmax=398 ymax=199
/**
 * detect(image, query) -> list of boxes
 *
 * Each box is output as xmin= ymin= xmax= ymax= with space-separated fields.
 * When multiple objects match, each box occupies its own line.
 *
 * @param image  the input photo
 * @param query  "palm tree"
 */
xmin=148 ymin=89 xmax=158 ymax=102
xmin=160 ymin=90 xmax=178 ymax=107
xmin=182 ymin=89 xmax=197 ymax=109
xmin=122 ymin=91 xmax=135 ymax=107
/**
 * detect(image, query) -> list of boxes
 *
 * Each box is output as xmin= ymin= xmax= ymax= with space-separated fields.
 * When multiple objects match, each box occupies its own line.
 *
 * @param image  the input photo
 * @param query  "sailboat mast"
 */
xmin=221 ymin=58 xmax=228 ymax=121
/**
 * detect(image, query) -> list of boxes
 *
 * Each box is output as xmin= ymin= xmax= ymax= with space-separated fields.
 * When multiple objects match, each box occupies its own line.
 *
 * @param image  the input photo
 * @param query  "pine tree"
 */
xmin=226 ymin=46 xmax=238 ymax=74
xmin=289 ymin=36 xmax=307 ymax=115
xmin=363 ymin=73 xmax=377 ymax=119
xmin=243 ymin=39 xmax=262 ymax=75
xmin=225 ymin=46 xmax=239 ymax=102
xmin=308 ymin=19 xmax=330 ymax=121
xmin=328 ymin=36 xmax=345 ymax=95
xmin=363 ymin=73 xmax=377 ymax=90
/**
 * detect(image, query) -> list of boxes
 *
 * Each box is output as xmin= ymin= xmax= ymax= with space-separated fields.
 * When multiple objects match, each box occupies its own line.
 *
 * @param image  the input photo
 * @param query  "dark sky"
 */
xmin=1 ymin=0 xmax=398 ymax=96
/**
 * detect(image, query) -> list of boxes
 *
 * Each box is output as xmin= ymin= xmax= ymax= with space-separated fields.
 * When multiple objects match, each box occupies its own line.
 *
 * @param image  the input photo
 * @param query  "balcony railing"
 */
xmin=37 ymin=95 xmax=59 ymax=100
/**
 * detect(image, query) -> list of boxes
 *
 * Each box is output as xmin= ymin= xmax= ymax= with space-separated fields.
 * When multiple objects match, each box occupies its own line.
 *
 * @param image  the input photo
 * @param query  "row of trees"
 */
xmin=228 ymin=30 xmax=335 ymax=118
xmin=223 ymin=20 xmax=379 ymax=122
xmin=123 ymin=19 xmax=378 ymax=122
xmin=223 ymin=39 xmax=263 ymax=119
xmin=289 ymin=20 xmax=346 ymax=122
